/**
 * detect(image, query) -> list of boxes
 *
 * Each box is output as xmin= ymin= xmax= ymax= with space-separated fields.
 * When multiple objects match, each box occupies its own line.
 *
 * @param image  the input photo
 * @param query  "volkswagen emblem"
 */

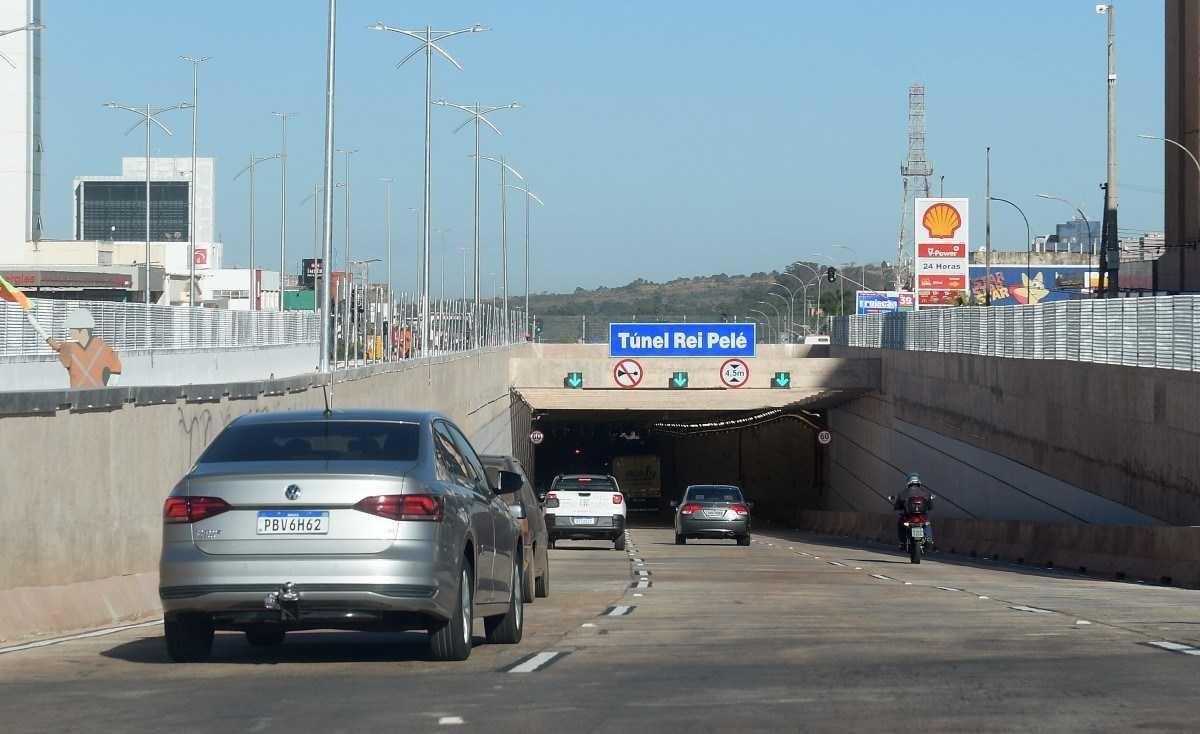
xmin=285 ymin=484 xmax=301 ymax=501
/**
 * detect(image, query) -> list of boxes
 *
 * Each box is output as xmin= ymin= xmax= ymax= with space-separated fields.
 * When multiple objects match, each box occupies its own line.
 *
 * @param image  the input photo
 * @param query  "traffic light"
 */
xmin=771 ymin=371 xmax=791 ymax=389
xmin=669 ymin=371 xmax=689 ymax=389
xmin=826 ymin=266 xmax=837 ymax=283
xmin=564 ymin=372 xmax=584 ymax=389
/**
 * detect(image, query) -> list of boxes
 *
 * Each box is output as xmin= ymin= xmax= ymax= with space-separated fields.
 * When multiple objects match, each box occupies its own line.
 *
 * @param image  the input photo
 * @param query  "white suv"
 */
xmin=543 ymin=474 xmax=627 ymax=550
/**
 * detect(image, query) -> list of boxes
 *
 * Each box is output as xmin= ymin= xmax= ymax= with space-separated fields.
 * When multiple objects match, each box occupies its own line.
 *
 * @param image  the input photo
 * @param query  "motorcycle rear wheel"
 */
xmin=909 ymin=539 xmax=921 ymax=564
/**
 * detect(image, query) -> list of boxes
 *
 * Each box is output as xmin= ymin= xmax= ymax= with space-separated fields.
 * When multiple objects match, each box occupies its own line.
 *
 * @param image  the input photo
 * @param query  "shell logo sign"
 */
xmin=914 ymin=198 xmax=969 ymax=309
xmin=921 ymin=202 xmax=963 ymax=239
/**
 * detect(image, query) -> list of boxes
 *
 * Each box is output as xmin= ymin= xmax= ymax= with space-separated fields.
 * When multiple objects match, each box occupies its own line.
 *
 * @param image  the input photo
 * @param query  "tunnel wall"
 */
xmin=660 ymin=417 xmax=819 ymax=525
xmin=0 ymin=345 xmax=529 ymax=645
xmin=826 ymin=348 xmax=1197 ymax=526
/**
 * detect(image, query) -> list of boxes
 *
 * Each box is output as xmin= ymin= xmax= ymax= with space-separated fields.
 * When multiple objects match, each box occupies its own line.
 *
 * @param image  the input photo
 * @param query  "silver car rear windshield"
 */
xmin=685 ymin=486 xmax=743 ymax=503
xmin=199 ymin=420 xmax=420 ymax=462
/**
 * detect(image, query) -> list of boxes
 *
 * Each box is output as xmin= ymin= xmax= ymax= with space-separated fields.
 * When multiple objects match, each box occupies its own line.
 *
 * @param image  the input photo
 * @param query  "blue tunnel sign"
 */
xmin=608 ymin=323 xmax=756 ymax=358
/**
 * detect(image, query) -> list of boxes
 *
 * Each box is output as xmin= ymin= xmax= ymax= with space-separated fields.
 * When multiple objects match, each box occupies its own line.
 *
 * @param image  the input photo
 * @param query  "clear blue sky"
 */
xmin=42 ymin=1 xmax=1165 ymax=294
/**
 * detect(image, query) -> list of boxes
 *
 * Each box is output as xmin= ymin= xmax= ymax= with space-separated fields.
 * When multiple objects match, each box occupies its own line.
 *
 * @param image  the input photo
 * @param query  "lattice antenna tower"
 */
xmin=896 ymin=83 xmax=933 ymax=290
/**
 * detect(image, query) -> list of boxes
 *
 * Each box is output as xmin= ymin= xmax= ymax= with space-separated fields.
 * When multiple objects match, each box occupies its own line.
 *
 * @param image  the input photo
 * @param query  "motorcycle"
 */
xmin=888 ymin=493 xmax=933 ymax=564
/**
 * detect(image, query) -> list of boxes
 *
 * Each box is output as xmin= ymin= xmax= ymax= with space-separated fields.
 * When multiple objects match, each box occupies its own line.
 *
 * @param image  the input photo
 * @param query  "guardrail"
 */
xmin=1 ymin=298 xmax=320 ymax=357
xmin=831 ymin=295 xmax=1200 ymax=372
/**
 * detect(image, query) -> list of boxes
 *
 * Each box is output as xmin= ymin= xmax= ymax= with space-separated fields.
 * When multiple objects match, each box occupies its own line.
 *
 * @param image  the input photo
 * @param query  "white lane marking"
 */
xmin=978 ymin=596 xmax=990 ymax=600
xmin=798 ymin=552 xmax=812 ymax=557
xmin=438 ymin=717 xmax=465 ymax=726
xmin=870 ymin=574 xmax=892 ymax=581
xmin=581 ymin=623 xmax=596 ymax=628
xmin=635 ymin=579 xmax=651 ymax=589
xmin=827 ymin=561 xmax=846 ymax=567
xmin=633 ymin=593 xmax=644 ymax=597
xmin=507 ymin=651 xmax=566 ymax=673
xmin=1010 ymin=605 xmax=1056 ymax=615
xmin=936 ymin=586 xmax=960 ymax=592
xmin=605 ymin=605 xmax=634 ymax=617
xmin=812 ymin=556 xmax=821 ymax=559
xmin=0 ymin=619 xmax=162 ymax=656
xmin=903 ymin=581 xmax=913 ymax=586
xmin=1076 ymin=620 xmax=1092 ymax=626
xmin=854 ymin=567 xmax=863 ymax=570
xmin=637 ymin=570 xmax=649 ymax=577
xmin=1148 ymin=641 xmax=1194 ymax=652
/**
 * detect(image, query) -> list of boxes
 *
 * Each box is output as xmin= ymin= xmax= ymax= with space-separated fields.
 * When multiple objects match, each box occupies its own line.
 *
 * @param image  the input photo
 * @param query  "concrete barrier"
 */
xmin=796 ymin=510 xmax=1200 ymax=588
xmin=0 ymin=346 xmax=527 ymax=645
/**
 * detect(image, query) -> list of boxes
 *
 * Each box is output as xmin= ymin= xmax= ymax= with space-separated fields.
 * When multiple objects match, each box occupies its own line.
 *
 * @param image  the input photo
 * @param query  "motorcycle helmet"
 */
xmin=906 ymin=473 xmax=922 ymax=488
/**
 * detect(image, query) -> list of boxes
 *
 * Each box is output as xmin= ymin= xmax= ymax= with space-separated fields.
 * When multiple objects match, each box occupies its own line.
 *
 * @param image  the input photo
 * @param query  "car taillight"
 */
xmin=163 ymin=496 xmax=230 ymax=524
xmin=355 ymin=494 xmax=443 ymax=522
xmin=730 ymin=503 xmax=749 ymax=515
xmin=680 ymin=503 xmax=702 ymax=515
xmin=612 ymin=494 xmax=624 ymax=505
xmin=545 ymin=492 xmax=559 ymax=508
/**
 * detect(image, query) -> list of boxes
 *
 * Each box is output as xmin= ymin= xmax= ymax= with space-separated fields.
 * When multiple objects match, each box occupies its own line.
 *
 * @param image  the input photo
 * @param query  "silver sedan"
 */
xmin=159 ymin=409 xmax=526 ymax=662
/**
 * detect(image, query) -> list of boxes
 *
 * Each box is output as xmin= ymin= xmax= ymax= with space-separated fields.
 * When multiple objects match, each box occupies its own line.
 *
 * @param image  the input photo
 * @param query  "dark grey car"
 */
xmin=481 ymin=455 xmax=550 ymax=602
xmin=159 ymin=410 xmax=527 ymax=662
xmin=672 ymin=485 xmax=753 ymax=546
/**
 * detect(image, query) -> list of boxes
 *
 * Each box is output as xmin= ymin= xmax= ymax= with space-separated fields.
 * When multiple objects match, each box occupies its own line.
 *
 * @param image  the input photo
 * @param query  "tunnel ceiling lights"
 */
xmin=650 ymin=408 xmax=825 ymax=437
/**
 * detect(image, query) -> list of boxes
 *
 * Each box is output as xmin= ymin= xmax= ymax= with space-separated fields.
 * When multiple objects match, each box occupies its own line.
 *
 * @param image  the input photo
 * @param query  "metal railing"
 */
xmin=831 ymin=295 xmax=1200 ymax=372
xmin=2 ymin=298 xmax=320 ymax=357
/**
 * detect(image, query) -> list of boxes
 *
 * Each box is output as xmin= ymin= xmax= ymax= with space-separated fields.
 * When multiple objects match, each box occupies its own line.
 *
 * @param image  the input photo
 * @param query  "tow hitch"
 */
xmin=264 ymin=582 xmax=300 ymax=620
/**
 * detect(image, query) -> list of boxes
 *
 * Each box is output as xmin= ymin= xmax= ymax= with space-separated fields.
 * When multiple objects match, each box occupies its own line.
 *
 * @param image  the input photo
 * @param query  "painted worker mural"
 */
xmin=45 ymin=308 xmax=123 ymax=388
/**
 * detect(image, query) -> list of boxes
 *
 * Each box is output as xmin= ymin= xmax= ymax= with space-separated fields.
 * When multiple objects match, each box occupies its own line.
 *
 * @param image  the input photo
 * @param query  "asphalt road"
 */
xmin=2 ymin=528 xmax=1199 ymax=732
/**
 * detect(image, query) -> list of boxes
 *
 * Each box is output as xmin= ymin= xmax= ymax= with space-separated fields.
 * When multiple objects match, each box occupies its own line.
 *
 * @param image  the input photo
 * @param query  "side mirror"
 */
xmin=509 ymin=503 xmax=526 ymax=520
xmin=930 ymin=494 xmax=935 ymax=500
xmin=536 ymin=492 xmax=547 ymax=504
xmin=886 ymin=495 xmax=895 ymax=503
xmin=670 ymin=500 xmax=680 ymax=509
xmin=494 ymin=469 xmax=523 ymax=495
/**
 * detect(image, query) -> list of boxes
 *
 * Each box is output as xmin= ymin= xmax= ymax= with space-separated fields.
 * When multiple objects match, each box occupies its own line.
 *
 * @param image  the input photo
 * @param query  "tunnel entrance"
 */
xmin=514 ymin=397 xmax=832 ymax=528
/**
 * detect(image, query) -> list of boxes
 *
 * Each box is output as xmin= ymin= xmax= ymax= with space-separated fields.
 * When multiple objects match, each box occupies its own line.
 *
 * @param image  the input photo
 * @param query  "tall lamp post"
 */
xmin=432 ymin=100 xmax=520 ymax=308
xmin=102 ymin=101 xmax=193 ymax=311
xmin=369 ymin=20 xmax=488 ymax=357
xmin=0 ymin=22 xmax=44 ymax=69
xmin=233 ymin=153 xmax=282 ymax=311
xmin=1037 ymin=193 xmax=1094 ymax=294
xmin=1138 ymin=133 xmax=1200 ymax=273
xmin=989 ymin=196 xmax=1033 ymax=304
xmin=791 ymin=261 xmax=823 ymax=331
xmin=272 ymin=111 xmax=298 ymax=307
xmin=756 ymin=301 xmax=784 ymax=344
xmin=777 ymin=272 xmax=809 ymax=333
xmin=474 ymin=155 xmax=524 ymax=324
xmin=749 ymin=309 xmax=774 ymax=344
xmin=833 ymin=244 xmax=865 ymax=297
xmin=380 ymin=177 xmax=395 ymax=359
xmin=317 ymin=0 xmax=337 ymax=374
xmin=766 ymin=291 xmax=792 ymax=342
xmin=504 ymin=184 xmax=544 ymax=338
xmin=180 ymin=55 xmax=209 ymax=307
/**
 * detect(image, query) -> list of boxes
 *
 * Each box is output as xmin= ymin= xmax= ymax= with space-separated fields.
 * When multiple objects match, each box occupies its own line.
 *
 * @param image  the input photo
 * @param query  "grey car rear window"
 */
xmin=199 ymin=421 xmax=420 ymax=462
xmin=686 ymin=486 xmax=742 ymax=502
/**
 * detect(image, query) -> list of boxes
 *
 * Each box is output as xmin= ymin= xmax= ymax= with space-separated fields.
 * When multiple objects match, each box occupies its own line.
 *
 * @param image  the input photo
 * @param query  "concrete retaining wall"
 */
xmin=796 ymin=510 xmax=1200 ymax=588
xmin=0 ymin=346 xmax=528 ymax=644
xmin=828 ymin=348 xmax=1199 ymax=525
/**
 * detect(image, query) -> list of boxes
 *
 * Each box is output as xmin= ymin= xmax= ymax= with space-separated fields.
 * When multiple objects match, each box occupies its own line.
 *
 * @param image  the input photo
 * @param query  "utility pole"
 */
xmin=985 ymin=146 xmax=992 ymax=305
xmin=318 ymin=0 xmax=337 ymax=374
xmin=181 ymin=56 xmax=209 ymax=307
xmin=273 ymin=112 xmax=297 ymax=309
xmin=1098 ymin=4 xmax=1119 ymax=296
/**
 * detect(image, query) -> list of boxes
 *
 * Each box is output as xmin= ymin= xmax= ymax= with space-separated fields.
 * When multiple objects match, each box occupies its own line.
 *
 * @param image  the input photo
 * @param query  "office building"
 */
xmin=0 ymin=0 xmax=43 ymax=261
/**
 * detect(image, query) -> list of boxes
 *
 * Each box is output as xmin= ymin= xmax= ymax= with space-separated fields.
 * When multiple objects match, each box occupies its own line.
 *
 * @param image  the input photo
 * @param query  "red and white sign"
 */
xmin=898 ymin=292 xmax=916 ymax=310
xmin=817 ymin=429 xmax=833 ymax=446
xmin=917 ymin=274 xmax=967 ymax=290
xmin=720 ymin=358 xmax=750 ymax=388
xmin=613 ymin=359 xmax=643 ymax=388
xmin=529 ymin=429 xmax=545 ymax=445
xmin=193 ymin=248 xmax=208 ymax=266
xmin=254 ymin=268 xmax=263 ymax=310
xmin=915 ymin=198 xmax=970 ymax=309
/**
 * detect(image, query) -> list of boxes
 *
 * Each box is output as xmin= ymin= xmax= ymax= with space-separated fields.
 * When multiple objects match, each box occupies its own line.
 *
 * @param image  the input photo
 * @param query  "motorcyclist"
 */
xmin=894 ymin=474 xmax=934 ymax=548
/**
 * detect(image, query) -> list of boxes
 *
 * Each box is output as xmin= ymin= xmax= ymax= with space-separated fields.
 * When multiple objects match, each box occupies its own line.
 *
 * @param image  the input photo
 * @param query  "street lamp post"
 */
xmin=505 ymin=184 xmax=544 ymax=338
xmin=336 ymin=148 xmax=357 ymax=359
xmin=777 ymin=273 xmax=807 ymax=335
xmin=749 ymin=308 xmax=774 ymax=344
xmin=102 ymin=101 xmax=193 ymax=313
xmin=757 ymin=301 xmax=784 ymax=344
xmin=0 ymin=22 xmax=44 ymax=69
xmin=233 ymin=153 xmax=282 ymax=311
xmin=1037 ymin=193 xmax=1094 ymax=294
xmin=990 ymin=196 xmax=1033 ymax=304
xmin=474 ymin=155 xmax=525 ymax=327
xmin=432 ymin=100 xmax=520 ymax=308
xmin=833 ymin=244 xmax=864 ymax=300
xmin=317 ymin=0 xmax=337 ymax=374
xmin=180 ymin=55 xmax=209 ymax=307
xmin=766 ymin=292 xmax=792 ymax=342
xmin=1138 ymin=133 xmax=1200 ymax=279
xmin=380 ymin=177 xmax=395 ymax=359
xmin=791 ymin=261 xmax=823 ymax=331
xmin=369 ymin=20 xmax=488 ymax=357
xmin=273 ymin=111 xmax=298 ymax=308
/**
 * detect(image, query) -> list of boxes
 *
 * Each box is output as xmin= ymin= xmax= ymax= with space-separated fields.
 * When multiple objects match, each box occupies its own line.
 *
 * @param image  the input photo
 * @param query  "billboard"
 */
xmin=915 ymin=198 xmax=969 ymax=309
xmin=855 ymin=291 xmax=916 ymax=315
xmin=967 ymin=265 xmax=1090 ymax=306
xmin=301 ymin=258 xmax=324 ymax=289
xmin=608 ymin=323 xmax=756 ymax=358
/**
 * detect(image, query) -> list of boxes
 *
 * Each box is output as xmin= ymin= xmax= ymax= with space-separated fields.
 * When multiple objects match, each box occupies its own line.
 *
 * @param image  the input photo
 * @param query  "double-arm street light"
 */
xmin=1037 ymin=193 xmax=1094 ymax=294
xmin=102 ymin=101 xmax=193 ymax=311
xmin=433 ymin=100 xmax=520 ymax=308
xmin=766 ymin=291 xmax=792 ymax=342
xmin=234 ymin=153 xmax=282 ymax=311
xmin=317 ymin=0 xmax=337 ymax=374
xmin=369 ymin=20 xmax=487 ymax=357
xmin=989 ymin=196 xmax=1033 ymax=303
xmin=749 ymin=309 xmax=773 ymax=344
xmin=756 ymin=300 xmax=784 ymax=344
xmin=180 ymin=55 xmax=209 ymax=307
xmin=790 ymin=261 xmax=822 ymax=331
xmin=505 ymin=184 xmax=544 ymax=338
